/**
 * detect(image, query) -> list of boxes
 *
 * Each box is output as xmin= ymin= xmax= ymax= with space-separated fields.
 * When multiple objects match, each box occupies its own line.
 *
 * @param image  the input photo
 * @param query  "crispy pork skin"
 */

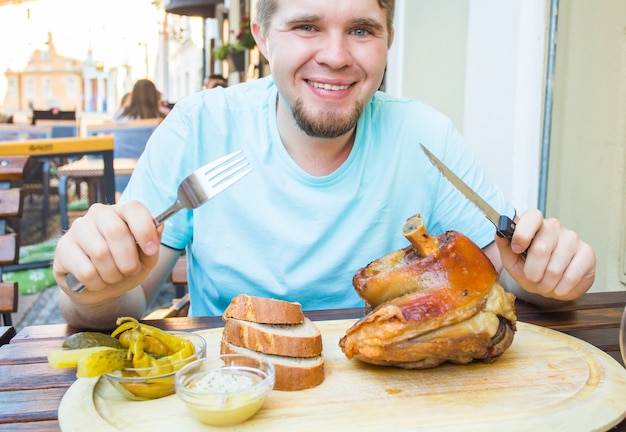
xmin=339 ymin=214 xmax=517 ymax=369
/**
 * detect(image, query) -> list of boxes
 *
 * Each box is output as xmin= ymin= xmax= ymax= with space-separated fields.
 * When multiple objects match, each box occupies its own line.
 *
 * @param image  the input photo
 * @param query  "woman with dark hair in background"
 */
xmin=110 ymin=79 xmax=169 ymax=194
xmin=113 ymin=79 xmax=169 ymax=121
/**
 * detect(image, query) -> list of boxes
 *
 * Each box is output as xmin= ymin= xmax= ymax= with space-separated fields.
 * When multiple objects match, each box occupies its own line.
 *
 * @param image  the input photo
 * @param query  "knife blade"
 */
xmin=419 ymin=143 xmax=521 ymax=250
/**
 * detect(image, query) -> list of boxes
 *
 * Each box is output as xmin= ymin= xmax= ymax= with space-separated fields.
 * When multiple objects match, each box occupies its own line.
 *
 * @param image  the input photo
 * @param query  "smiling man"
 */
xmin=53 ymin=0 xmax=595 ymax=330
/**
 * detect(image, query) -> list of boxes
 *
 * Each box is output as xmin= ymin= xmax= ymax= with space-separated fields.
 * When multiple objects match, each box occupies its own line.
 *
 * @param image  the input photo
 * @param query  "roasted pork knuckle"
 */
xmin=339 ymin=214 xmax=517 ymax=369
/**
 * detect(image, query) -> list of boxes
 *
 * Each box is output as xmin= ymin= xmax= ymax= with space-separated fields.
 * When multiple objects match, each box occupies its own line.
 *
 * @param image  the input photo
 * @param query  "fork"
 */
xmin=66 ymin=150 xmax=252 ymax=293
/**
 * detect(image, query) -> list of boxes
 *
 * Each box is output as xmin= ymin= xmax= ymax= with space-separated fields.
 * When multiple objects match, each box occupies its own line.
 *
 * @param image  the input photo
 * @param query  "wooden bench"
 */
xmin=0 ymin=282 xmax=18 ymax=328
xmin=0 ymin=156 xmax=27 ymax=330
xmin=0 ymin=188 xmax=21 ymax=263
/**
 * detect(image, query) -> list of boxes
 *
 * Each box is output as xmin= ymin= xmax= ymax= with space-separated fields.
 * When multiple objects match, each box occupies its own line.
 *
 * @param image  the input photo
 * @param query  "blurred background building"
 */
xmin=0 ymin=0 xmax=261 ymax=120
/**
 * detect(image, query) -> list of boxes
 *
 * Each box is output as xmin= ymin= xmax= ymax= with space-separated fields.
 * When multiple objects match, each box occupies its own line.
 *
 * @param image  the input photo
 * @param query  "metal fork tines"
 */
xmin=66 ymin=150 xmax=252 ymax=293
xmin=155 ymin=150 xmax=252 ymax=223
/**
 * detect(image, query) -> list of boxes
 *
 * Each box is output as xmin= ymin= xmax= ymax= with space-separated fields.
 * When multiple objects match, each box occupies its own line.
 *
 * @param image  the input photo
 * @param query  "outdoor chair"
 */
xmin=31 ymin=109 xmax=76 ymax=125
xmin=0 ymin=125 xmax=54 ymax=236
xmin=35 ymin=119 xmax=78 ymax=138
xmin=0 ymin=124 xmax=53 ymax=142
xmin=85 ymin=119 xmax=161 ymax=194
xmin=0 ymin=156 xmax=28 ymax=329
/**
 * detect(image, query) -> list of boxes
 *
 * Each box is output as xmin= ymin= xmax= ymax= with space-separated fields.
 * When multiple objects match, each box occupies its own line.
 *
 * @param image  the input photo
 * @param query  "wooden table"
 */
xmin=57 ymin=158 xmax=137 ymax=231
xmin=0 ymin=156 xmax=29 ymax=183
xmin=1 ymin=291 xmax=625 ymax=431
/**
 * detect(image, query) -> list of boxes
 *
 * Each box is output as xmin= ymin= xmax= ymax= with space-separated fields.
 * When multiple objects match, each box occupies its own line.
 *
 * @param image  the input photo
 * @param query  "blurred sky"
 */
xmin=0 ymin=0 xmax=160 ymax=102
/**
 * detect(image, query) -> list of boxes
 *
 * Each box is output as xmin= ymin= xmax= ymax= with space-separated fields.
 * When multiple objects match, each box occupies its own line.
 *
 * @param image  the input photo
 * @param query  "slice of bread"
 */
xmin=223 ymin=294 xmax=305 ymax=324
xmin=223 ymin=317 xmax=323 ymax=357
xmin=221 ymin=340 xmax=325 ymax=391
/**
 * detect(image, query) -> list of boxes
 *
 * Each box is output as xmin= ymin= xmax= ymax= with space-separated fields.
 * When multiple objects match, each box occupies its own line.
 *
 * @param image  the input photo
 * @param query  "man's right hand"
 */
xmin=53 ymin=200 xmax=161 ymax=305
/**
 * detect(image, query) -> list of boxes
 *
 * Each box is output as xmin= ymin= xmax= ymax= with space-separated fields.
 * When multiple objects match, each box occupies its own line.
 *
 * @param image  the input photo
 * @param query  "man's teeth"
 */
xmin=310 ymin=81 xmax=350 ymax=91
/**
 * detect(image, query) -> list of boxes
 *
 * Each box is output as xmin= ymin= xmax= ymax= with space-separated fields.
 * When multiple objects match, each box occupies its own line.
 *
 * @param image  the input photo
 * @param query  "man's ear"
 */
xmin=251 ymin=20 xmax=269 ymax=59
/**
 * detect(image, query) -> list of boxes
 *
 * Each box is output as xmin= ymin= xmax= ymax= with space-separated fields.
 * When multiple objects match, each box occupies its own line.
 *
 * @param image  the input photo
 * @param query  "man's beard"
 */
xmin=292 ymin=99 xmax=364 ymax=139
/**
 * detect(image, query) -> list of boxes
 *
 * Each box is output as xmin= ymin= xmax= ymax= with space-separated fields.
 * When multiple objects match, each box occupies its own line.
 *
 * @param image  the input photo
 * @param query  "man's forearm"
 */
xmin=59 ymin=287 xmax=147 ymax=330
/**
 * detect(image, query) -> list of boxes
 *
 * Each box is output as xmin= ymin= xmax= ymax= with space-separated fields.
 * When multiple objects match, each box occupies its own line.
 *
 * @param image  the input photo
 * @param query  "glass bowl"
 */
xmin=175 ymin=353 xmax=275 ymax=426
xmin=104 ymin=331 xmax=206 ymax=400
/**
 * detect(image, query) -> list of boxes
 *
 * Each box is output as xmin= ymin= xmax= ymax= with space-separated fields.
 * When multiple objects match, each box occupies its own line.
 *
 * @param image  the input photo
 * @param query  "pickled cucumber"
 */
xmin=48 ymin=346 xmax=116 ymax=369
xmin=77 ymin=348 xmax=132 ymax=378
xmin=62 ymin=331 xmax=123 ymax=349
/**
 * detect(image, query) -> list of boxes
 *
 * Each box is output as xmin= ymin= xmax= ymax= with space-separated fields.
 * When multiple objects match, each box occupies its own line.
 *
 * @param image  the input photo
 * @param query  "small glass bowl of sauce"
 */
xmin=175 ymin=353 xmax=275 ymax=426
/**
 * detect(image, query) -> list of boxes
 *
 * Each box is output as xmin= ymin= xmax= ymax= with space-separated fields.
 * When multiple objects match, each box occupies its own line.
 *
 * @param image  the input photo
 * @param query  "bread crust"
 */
xmin=223 ymin=294 xmax=305 ymax=324
xmin=221 ymin=340 xmax=325 ymax=391
xmin=222 ymin=294 xmax=325 ymax=390
xmin=223 ymin=317 xmax=323 ymax=357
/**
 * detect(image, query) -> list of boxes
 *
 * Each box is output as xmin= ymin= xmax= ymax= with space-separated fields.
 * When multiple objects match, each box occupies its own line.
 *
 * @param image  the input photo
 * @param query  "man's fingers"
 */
xmin=509 ymin=209 xmax=543 ymax=254
xmin=52 ymin=201 xmax=160 ymax=298
xmin=498 ymin=210 xmax=596 ymax=301
xmin=552 ymin=241 xmax=596 ymax=299
xmin=115 ymin=200 xmax=161 ymax=256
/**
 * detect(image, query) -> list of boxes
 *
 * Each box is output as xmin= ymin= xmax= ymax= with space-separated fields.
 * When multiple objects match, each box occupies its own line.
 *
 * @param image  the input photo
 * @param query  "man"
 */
xmin=53 ymin=0 xmax=595 ymax=330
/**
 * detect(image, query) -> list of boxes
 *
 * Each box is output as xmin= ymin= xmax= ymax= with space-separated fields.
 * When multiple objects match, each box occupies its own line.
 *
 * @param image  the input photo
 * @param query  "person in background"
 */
xmin=202 ymin=74 xmax=228 ymax=90
xmin=110 ymin=79 xmax=169 ymax=194
xmin=119 ymin=92 xmax=131 ymax=109
xmin=114 ymin=79 xmax=169 ymax=122
xmin=53 ymin=0 xmax=596 ymax=330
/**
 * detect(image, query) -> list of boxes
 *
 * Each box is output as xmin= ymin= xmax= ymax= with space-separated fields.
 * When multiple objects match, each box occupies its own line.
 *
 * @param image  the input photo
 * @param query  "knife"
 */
xmin=420 ymin=143 xmax=525 ymax=257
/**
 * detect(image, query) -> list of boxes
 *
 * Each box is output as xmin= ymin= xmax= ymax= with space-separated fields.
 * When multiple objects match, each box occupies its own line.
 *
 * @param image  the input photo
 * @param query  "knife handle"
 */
xmin=496 ymin=215 xmax=527 ymax=259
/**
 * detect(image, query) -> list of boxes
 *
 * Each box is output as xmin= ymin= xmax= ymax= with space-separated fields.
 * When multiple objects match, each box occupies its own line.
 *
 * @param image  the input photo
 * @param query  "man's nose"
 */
xmin=315 ymin=34 xmax=353 ymax=69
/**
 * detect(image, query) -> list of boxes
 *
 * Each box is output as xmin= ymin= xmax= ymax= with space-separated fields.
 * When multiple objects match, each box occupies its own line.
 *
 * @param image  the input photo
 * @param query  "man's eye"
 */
xmin=298 ymin=25 xmax=315 ymax=32
xmin=352 ymin=28 xmax=370 ymax=37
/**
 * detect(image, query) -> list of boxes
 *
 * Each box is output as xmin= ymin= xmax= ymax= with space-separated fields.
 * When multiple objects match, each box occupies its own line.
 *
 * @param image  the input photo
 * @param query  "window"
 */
xmin=43 ymin=77 xmax=53 ymax=98
xmin=26 ymin=77 xmax=35 ymax=98
xmin=66 ymin=76 xmax=76 ymax=98
xmin=7 ymin=77 xmax=17 ymax=98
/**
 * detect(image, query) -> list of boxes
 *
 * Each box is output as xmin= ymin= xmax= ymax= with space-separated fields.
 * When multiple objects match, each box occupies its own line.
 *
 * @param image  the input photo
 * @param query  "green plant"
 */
xmin=235 ymin=16 xmax=256 ymax=50
xmin=212 ymin=43 xmax=236 ymax=61
xmin=212 ymin=16 xmax=256 ymax=61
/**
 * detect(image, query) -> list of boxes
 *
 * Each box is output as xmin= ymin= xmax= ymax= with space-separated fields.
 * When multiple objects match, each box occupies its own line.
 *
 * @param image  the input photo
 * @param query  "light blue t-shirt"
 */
xmin=123 ymin=77 xmax=515 ymax=316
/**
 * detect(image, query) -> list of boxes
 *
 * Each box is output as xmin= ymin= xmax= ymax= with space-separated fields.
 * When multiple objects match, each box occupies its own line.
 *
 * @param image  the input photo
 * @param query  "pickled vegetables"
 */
xmin=47 ymin=317 xmax=197 ymax=379
xmin=77 ymin=348 xmax=131 ymax=378
xmin=48 ymin=346 xmax=117 ymax=369
xmin=62 ymin=331 xmax=123 ymax=349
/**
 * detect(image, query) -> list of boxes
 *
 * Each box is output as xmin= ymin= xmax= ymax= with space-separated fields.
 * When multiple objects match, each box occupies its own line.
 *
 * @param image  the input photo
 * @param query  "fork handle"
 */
xmin=66 ymin=273 xmax=86 ymax=293
xmin=154 ymin=201 xmax=183 ymax=225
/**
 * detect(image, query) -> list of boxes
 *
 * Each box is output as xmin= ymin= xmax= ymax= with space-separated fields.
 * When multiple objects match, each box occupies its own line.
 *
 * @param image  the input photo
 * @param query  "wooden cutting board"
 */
xmin=59 ymin=320 xmax=626 ymax=431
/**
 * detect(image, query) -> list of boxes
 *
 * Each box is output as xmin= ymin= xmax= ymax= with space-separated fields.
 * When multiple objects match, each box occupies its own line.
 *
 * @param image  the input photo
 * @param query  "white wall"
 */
xmin=388 ymin=0 xmax=547 ymax=213
xmin=463 ymin=0 xmax=546 ymax=213
xmin=388 ymin=0 xmax=468 ymax=129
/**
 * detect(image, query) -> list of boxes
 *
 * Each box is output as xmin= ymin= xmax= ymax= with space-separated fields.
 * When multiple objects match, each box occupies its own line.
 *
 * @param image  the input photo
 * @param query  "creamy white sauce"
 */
xmin=189 ymin=368 xmax=260 ymax=393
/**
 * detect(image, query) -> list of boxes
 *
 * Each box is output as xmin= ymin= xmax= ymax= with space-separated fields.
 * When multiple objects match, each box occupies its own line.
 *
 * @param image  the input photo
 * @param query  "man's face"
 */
xmin=254 ymin=0 xmax=392 ymax=139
